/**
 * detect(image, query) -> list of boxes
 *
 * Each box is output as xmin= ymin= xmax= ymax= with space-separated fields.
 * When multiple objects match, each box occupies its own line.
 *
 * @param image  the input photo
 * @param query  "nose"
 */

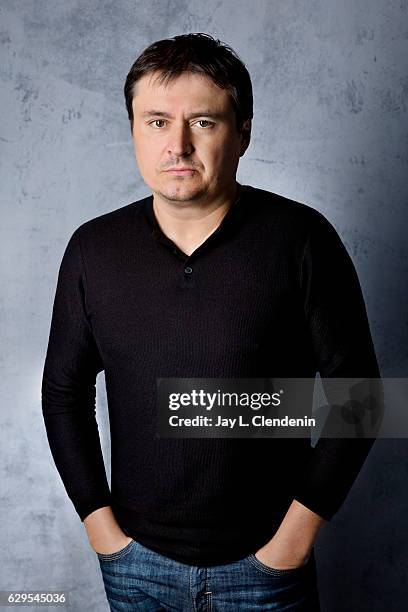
xmin=167 ymin=122 xmax=193 ymax=157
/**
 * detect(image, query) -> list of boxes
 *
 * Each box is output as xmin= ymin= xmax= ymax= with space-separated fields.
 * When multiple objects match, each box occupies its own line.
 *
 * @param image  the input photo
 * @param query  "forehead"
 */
xmin=131 ymin=71 xmax=233 ymax=114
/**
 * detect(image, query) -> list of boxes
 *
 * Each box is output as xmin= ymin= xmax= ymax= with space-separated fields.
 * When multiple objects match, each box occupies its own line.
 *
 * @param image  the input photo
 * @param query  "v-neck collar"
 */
xmin=142 ymin=183 xmax=249 ymax=261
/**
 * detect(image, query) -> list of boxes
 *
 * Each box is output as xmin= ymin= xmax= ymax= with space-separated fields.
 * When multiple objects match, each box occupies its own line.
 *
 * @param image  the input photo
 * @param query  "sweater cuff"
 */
xmin=76 ymin=496 xmax=113 ymax=522
xmin=292 ymin=438 xmax=375 ymax=521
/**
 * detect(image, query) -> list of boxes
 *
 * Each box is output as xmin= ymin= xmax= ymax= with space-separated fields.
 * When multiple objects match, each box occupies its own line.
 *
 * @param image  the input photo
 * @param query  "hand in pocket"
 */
xmin=91 ymin=534 xmax=134 ymax=555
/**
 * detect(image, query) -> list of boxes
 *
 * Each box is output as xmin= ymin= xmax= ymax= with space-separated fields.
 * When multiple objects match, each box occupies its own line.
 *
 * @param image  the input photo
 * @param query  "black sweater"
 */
xmin=41 ymin=184 xmax=380 ymax=565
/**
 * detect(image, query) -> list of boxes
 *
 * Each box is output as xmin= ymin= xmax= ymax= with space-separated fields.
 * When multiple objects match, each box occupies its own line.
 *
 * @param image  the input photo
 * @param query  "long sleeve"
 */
xmin=41 ymin=229 xmax=112 ymax=521
xmin=293 ymin=211 xmax=382 ymax=521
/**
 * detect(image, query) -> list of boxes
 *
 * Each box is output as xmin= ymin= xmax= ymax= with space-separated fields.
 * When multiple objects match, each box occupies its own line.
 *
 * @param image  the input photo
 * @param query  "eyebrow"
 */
xmin=140 ymin=109 xmax=227 ymax=120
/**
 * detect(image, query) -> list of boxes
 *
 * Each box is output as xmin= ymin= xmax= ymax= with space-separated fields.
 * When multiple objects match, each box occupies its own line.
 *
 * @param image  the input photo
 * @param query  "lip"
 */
xmin=165 ymin=168 xmax=196 ymax=174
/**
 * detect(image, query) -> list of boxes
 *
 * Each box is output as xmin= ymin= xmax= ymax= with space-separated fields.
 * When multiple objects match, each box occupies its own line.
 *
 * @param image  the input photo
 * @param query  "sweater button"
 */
xmin=184 ymin=266 xmax=193 ymax=274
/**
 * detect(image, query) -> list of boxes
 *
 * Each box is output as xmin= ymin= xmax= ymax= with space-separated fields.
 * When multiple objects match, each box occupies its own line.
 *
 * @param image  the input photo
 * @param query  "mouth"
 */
xmin=165 ymin=168 xmax=196 ymax=175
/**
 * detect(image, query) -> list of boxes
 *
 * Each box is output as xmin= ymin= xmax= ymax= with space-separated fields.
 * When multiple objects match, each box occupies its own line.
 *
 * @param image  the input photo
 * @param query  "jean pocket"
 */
xmin=96 ymin=538 xmax=136 ymax=562
xmin=245 ymin=553 xmax=308 ymax=577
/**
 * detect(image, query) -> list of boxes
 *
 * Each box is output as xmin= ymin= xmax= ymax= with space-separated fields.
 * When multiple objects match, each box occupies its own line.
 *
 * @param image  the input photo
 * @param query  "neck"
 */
xmin=151 ymin=182 xmax=241 ymax=256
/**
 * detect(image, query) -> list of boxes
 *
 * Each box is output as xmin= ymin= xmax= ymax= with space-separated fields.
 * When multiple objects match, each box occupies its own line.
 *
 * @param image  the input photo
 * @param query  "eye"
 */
xmin=149 ymin=119 xmax=166 ymax=128
xmin=196 ymin=119 xmax=214 ymax=128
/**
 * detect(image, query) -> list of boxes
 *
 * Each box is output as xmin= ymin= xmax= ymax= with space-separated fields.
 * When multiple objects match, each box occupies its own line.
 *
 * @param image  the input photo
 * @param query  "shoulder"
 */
xmin=243 ymin=184 xmax=337 ymax=238
xmin=73 ymin=193 xmax=151 ymax=237
xmin=68 ymin=193 xmax=151 ymax=247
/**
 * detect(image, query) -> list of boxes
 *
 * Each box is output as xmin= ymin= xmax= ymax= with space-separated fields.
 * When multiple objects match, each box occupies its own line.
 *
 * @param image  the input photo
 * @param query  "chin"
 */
xmin=156 ymin=184 xmax=209 ymax=203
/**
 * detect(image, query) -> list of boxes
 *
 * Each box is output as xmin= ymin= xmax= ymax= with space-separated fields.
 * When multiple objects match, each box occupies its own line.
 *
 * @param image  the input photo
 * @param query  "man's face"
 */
xmin=131 ymin=71 xmax=250 ymax=204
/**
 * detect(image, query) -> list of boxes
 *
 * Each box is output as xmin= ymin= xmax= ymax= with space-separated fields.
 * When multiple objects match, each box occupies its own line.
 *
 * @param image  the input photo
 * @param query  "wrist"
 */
xmin=256 ymin=536 xmax=312 ymax=570
xmin=84 ymin=506 xmax=123 ymax=544
xmin=266 ymin=527 xmax=317 ymax=560
xmin=270 ymin=500 xmax=326 ymax=554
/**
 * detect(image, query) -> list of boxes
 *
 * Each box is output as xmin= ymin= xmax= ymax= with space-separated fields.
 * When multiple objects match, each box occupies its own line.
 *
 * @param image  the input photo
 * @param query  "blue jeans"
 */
xmin=97 ymin=538 xmax=321 ymax=611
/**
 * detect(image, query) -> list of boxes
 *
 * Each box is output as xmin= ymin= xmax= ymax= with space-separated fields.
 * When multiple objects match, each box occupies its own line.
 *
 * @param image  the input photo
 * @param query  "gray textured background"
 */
xmin=1 ymin=1 xmax=407 ymax=610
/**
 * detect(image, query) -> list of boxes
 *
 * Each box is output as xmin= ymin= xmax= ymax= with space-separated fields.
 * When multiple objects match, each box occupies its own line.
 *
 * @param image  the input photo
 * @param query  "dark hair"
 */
xmin=124 ymin=33 xmax=253 ymax=139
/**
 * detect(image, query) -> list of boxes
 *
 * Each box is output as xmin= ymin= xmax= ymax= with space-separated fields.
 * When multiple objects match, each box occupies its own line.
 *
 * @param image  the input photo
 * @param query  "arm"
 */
xmin=83 ymin=506 xmax=132 ymax=553
xmin=293 ymin=211 xmax=381 ymax=520
xmin=256 ymin=211 xmax=381 ymax=567
xmin=255 ymin=500 xmax=326 ymax=569
xmin=41 ymin=229 xmax=114 ymax=537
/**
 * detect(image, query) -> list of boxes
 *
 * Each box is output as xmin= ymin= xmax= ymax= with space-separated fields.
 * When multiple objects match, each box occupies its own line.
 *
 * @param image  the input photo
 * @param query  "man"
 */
xmin=42 ymin=33 xmax=380 ymax=610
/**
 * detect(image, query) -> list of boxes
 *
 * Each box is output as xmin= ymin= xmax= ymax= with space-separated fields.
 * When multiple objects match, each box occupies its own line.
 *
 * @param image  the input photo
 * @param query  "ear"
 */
xmin=239 ymin=119 xmax=252 ymax=156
